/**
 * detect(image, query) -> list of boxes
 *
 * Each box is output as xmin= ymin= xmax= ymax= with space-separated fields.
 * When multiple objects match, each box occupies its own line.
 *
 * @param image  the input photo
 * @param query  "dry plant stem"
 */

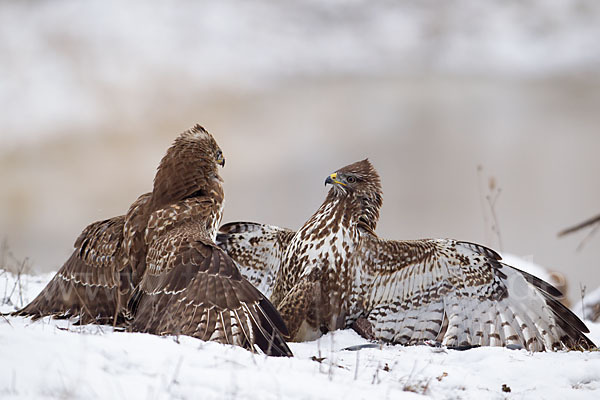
xmin=371 ymin=362 xmax=380 ymax=385
xmin=0 ymin=240 xmax=8 ymax=306
xmin=0 ymin=312 xmax=11 ymax=325
xmin=2 ymin=270 xmax=7 ymax=304
xmin=354 ymin=350 xmax=359 ymax=381
xmin=1 ymin=239 xmax=8 ymax=270
xmin=317 ymin=336 xmax=323 ymax=374
xmin=7 ymin=260 xmax=26 ymax=308
xmin=487 ymin=188 xmax=503 ymax=252
xmin=575 ymin=222 xmax=600 ymax=252
xmin=401 ymin=361 xmax=431 ymax=395
xmin=477 ymin=166 xmax=492 ymax=245
xmin=16 ymin=258 xmax=28 ymax=308
xmin=558 ymin=213 xmax=600 ymax=251
xmin=580 ymin=284 xmax=586 ymax=321
xmin=166 ymin=356 xmax=184 ymax=393
xmin=0 ymin=240 xmax=31 ymax=309
xmin=477 ymin=167 xmax=503 ymax=251
xmin=558 ymin=213 xmax=600 ymax=237
xmin=328 ymin=332 xmax=335 ymax=381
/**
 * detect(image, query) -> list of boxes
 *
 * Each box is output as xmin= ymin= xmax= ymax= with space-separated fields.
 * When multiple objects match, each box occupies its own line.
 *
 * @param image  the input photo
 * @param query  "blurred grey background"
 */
xmin=1 ymin=0 xmax=599 ymax=303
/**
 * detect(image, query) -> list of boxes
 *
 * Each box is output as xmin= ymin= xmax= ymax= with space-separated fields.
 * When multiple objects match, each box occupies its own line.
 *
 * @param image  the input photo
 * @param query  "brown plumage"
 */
xmin=218 ymin=159 xmax=596 ymax=351
xmin=13 ymin=215 xmax=132 ymax=325
xmin=14 ymin=125 xmax=292 ymax=356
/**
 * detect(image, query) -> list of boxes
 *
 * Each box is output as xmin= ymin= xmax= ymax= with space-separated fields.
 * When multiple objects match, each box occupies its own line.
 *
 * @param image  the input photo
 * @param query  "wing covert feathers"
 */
xmin=358 ymin=235 xmax=595 ymax=351
xmin=218 ymin=221 xmax=595 ymax=351
xmin=217 ymin=222 xmax=295 ymax=297
xmin=215 ymin=160 xmax=595 ymax=352
xmin=13 ymin=127 xmax=292 ymax=356
xmin=13 ymin=216 xmax=131 ymax=325
xmin=13 ymin=147 xmax=594 ymax=354
xmin=130 ymin=240 xmax=292 ymax=356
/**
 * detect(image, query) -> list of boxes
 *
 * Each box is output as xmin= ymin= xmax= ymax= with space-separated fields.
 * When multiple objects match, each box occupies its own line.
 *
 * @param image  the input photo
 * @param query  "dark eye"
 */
xmin=347 ymin=175 xmax=356 ymax=183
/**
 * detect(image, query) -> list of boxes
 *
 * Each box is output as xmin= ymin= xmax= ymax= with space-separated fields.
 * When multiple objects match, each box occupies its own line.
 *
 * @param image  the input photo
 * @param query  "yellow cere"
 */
xmin=330 ymin=173 xmax=346 ymax=186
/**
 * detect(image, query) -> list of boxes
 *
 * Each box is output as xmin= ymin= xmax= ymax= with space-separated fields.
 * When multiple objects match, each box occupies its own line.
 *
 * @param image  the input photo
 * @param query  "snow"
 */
xmin=1 ymin=259 xmax=600 ymax=400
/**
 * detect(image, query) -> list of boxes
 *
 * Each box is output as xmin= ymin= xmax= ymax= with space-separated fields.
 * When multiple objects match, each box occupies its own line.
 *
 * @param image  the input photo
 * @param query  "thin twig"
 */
xmin=559 ymin=214 xmax=600 ymax=237
xmin=16 ymin=258 xmax=29 ymax=308
xmin=328 ymin=332 xmax=335 ymax=381
xmin=0 ymin=239 xmax=8 ymax=271
xmin=575 ymin=222 xmax=600 ymax=252
xmin=477 ymin=165 xmax=491 ymax=245
xmin=2 ymin=270 xmax=8 ymax=305
xmin=371 ymin=362 xmax=381 ymax=385
xmin=7 ymin=271 xmax=21 ymax=305
xmin=580 ymin=284 xmax=586 ymax=321
xmin=166 ymin=356 xmax=184 ymax=393
xmin=0 ymin=312 xmax=12 ymax=326
xmin=487 ymin=188 xmax=503 ymax=252
xmin=354 ymin=350 xmax=360 ymax=381
xmin=317 ymin=336 xmax=322 ymax=374
xmin=477 ymin=167 xmax=503 ymax=251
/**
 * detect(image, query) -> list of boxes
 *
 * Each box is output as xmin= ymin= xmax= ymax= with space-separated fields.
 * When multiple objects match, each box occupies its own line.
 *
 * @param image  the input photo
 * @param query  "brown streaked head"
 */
xmin=325 ymin=159 xmax=382 ymax=197
xmin=324 ymin=159 xmax=383 ymax=233
xmin=151 ymin=124 xmax=225 ymax=208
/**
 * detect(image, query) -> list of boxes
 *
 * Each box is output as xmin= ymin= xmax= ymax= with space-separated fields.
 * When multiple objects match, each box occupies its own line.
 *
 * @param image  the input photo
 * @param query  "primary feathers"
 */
xmin=15 ymin=125 xmax=292 ymax=356
xmin=218 ymin=159 xmax=595 ymax=351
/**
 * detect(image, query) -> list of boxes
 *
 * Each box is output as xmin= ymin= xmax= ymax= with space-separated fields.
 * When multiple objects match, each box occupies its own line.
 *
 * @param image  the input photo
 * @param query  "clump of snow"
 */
xmin=1 ymin=264 xmax=600 ymax=399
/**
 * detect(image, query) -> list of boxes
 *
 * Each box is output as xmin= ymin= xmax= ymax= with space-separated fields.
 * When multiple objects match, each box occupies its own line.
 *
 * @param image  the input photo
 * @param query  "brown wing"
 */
xmin=217 ymin=222 xmax=295 ymax=296
xmin=14 ymin=216 xmax=132 ymax=325
xmin=129 ymin=237 xmax=292 ymax=356
xmin=123 ymin=192 xmax=152 ymax=286
xmin=354 ymin=235 xmax=595 ymax=351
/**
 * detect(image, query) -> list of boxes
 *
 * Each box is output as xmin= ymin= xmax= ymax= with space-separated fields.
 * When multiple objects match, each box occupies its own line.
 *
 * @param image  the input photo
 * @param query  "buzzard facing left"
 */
xmin=217 ymin=159 xmax=595 ymax=352
xmin=13 ymin=125 xmax=292 ymax=356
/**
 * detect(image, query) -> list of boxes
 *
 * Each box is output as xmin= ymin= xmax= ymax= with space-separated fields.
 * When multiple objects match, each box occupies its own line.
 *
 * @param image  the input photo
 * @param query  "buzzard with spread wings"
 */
xmin=218 ymin=159 xmax=595 ymax=351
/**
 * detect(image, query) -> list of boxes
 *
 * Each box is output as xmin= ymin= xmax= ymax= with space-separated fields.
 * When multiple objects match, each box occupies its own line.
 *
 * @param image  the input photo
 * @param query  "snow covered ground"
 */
xmin=1 ymin=259 xmax=600 ymax=400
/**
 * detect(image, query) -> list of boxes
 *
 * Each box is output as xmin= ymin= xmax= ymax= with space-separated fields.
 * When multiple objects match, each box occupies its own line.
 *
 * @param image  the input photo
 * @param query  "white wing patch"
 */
xmin=356 ymin=236 xmax=592 ymax=351
xmin=217 ymin=222 xmax=294 ymax=297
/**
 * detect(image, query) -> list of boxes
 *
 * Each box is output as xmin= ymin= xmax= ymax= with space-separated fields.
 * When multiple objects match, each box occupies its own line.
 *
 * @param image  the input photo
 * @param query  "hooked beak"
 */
xmin=217 ymin=154 xmax=225 ymax=167
xmin=324 ymin=172 xmax=345 ymax=186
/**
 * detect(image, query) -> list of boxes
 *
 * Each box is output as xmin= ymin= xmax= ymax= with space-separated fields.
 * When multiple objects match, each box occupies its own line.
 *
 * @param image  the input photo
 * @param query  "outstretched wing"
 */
xmin=129 ymin=236 xmax=292 ymax=356
xmin=14 ymin=216 xmax=131 ymax=325
xmin=355 ymin=234 xmax=595 ymax=351
xmin=217 ymin=222 xmax=295 ymax=297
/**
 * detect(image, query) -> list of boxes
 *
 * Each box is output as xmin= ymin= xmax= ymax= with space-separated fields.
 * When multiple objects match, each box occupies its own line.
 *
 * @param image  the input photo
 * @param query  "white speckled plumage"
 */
xmin=218 ymin=159 xmax=595 ymax=351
